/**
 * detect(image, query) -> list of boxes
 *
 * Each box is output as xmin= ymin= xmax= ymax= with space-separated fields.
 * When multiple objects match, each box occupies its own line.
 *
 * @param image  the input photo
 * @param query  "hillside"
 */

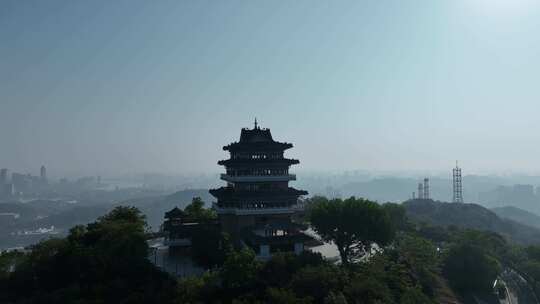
xmin=403 ymin=199 xmax=540 ymax=245
xmin=120 ymin=189 xmax=212 ymax=229
xmin=0 ymin=189 xmax=212 ymax=249
xmin=491 ymin=206 xmax=540 ymax=230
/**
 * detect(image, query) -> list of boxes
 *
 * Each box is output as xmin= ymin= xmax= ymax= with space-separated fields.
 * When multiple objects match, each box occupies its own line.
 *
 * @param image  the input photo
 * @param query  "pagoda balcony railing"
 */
xmin=213 ymin=202 xmax=304 ymax=215
xmin=220 ymin=174 xmax=296 ymax=182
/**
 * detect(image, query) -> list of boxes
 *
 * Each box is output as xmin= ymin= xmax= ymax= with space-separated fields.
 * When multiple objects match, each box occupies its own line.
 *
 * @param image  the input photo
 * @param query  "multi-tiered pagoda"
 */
xmin=210 ymin=120 xmax=311 ymax=258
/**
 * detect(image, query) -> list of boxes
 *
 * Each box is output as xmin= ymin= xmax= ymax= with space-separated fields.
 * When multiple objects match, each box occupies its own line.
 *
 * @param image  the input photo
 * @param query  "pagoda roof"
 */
xmin=217 ymin=158 xmax=299 ymax=167
xmin=164 ymin=206 xmax=185 ymax=219
xmin=223 ymin=126 xmax=293 ymax=151
xmin=209 ymin=186 xmax=308 ymax=200
xmin=240 ymin=127 xmax=273 ymax=143
xmin=223 ymin=141 xmax=293 ymax=152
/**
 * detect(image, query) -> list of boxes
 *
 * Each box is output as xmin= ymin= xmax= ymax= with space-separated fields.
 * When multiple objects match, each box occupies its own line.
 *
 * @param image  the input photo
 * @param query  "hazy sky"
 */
xmin=2 ymin=0 xmax=540 ymax=178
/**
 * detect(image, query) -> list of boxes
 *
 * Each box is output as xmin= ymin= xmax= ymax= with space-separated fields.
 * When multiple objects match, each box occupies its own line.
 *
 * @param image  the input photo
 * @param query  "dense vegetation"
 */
xmin=0 ymin=189 xmax=213 ymax=250
xmin=309 ymin=197 xmax=394 ymax=265
xmin=0 ymin=206 xmax=180 ymax=304
xmin=178 ymin=243 xmax=436 ymax=303
xmin=2 ymin=197 xmax=540 ymax=303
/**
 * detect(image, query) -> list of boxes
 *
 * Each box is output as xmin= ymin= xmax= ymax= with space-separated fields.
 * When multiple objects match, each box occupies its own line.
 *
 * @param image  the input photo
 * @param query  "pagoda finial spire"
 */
xmin=254 ymin=117 xmax=258 ymax=129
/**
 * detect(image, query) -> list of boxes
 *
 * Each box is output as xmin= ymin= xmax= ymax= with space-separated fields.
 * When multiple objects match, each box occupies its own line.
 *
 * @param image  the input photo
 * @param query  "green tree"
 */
xmin=177 ymin=271 xmax=221 ymax=303
xmin=191 ymin=225 xmax=231 ymax=268
xmin=185 ymin=197 xmax=217 ymax=221
xmin=323 ymin=291 xmax=348 ymax=304
xmin=0 ymin=250 xmax=25 ymax=279
xmin=526 ymin=245 xmax=540 ymax=261
xmin=382 ymin=202 xmax=411 ymax=232
xmin=266 ymin=287 xmax=313 ymax=304
xmin=98 ymin=205 xmax=147 ymax=232
xmin=400 ymin=287 xmax=433 ymax=304
xmin=443 ymin=243 xmax=501 ymax=293
xmin=290 ymin=265 xmax=344 ymax=303
xmin=1 ymin=206 xmax=180 ymax=304
xmin=221 ymin=248 xmax=261 ymax=290
xmin=454 ymin=230 xmax=507 ymax=260
xmin=397 ymin=234 xmax=439 ymax=295
xmin=349 ymin=253 xmax=412 ymax=303
xmin=522 ymin=260 xmax=540 ymax=284
xmin=343 ymin=276 xmax=394 ymax=304
xmin=260 ymin=251 xmax=326 ymax=288
xmin=310 ymin=197 xmax=394 ymax=265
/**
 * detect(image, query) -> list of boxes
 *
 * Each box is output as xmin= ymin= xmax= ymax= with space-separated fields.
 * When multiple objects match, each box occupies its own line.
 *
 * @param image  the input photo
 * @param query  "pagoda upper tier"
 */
xmin=223 ymin=127 xmax=293 ymax=152
xmin=219 ymin=125 xmax=300 ymax=168
xmin=211 ymin=122 xmax=307 ymax=209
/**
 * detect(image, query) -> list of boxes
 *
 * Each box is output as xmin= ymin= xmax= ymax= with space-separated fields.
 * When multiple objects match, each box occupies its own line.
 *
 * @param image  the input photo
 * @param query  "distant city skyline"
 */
xmin=2 ymin=1 xmax=540 ymax=177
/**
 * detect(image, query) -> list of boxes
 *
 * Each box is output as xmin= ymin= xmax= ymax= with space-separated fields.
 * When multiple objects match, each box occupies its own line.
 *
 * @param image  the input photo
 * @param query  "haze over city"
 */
xmin=5 ymin=2 xmax=540 ymax=303
xmin=2 ymin=0 xmax=540 ymax=178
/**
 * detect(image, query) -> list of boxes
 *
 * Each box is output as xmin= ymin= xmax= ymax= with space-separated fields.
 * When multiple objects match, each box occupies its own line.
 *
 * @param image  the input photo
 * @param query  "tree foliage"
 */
xmin=443 ymin=243 xmax=501 ymax=293
xmin=523 ymin=260 xmax=540 ymax=284
xmin=290 ymin=265 xmax=345 ymax=302
xmin=185 ymin=197 xmax=217 ymax=221
xmin=400 ymin=287 xmax=433 ymax=304
xmin=382 ymin=202 xmax=411 ymax=232
xmin=309 ymin=197 xmax=394 ymax=265
xmin=2 ymin=195 xmax=492 ymax=303
xmin=221 ymin=248 xmax=261 ymax=290
xmin=0 ymin=206 xmax=180 ymax=304
xmin=191 ymin=225 xmax=231 ymax=268
xmin=395 ymin=234 xmax=439 ymax=296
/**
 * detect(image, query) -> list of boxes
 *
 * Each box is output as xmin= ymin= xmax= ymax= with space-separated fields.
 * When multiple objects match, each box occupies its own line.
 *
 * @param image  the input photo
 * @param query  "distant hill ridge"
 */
xmin=403 ymin=199 xmax=540 ymax=245
xmin=0 ymin=189 xmax=212 ymax=235
xmin=491 ymin=206 xmax=540 ymax=230
xmin=119 ymin=189 xmax=212 ymax=230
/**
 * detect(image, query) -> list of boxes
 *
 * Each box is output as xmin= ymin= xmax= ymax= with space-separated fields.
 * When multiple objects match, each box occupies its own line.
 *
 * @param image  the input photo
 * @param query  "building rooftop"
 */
xmin=223 ymin=123 xmax=293 ymax=151
xmin=239 ymin=127 xmax=273 ymax=143
xmin=164 ymin=207 xmax=185 ymax=219
xmin=217 ymin=158 xmax=299 ymax=166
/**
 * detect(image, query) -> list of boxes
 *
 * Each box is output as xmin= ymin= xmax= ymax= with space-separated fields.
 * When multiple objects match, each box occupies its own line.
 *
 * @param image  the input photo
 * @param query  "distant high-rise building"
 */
xmin=423 ymin=178 xmax=430 ymax=200
xmin=12 ymin=173 xmax=31 ymax=194
xmin=452 ymin=162 xmax=463 ymax=203
xmin=3 ymin=183 xmax=14 ymax=197
xmin=0 ymin=168 xmax=8 ymax=185
xmin=418 ymin=183 xmax=424 ymax=199
xmin=40 ymin=165 xmax=47 ymax=181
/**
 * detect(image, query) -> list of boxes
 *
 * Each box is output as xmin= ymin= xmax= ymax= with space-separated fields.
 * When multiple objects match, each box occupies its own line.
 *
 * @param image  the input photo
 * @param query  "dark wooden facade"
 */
xmin=210 ymin=121 xmax=311 ymax=258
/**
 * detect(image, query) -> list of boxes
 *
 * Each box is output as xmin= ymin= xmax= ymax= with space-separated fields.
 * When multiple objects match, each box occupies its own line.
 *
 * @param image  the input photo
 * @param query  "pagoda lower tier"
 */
xmin=241 ymin=220 xmax=313 ymax=259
